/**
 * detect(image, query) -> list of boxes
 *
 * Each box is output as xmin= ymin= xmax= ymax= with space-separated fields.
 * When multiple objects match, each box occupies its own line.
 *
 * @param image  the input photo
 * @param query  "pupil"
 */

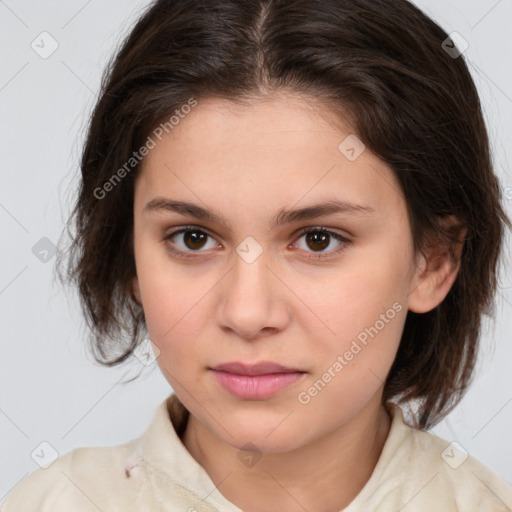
xmin=307 ymin=231 xmax=329 ymax=251
xmin=185 ymin=230 xmax=206 ymax=250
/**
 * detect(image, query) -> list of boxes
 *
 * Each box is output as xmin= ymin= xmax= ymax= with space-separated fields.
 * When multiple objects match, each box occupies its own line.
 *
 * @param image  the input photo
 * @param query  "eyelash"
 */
xmin=162 ymin=225 xmax=353 ymax=261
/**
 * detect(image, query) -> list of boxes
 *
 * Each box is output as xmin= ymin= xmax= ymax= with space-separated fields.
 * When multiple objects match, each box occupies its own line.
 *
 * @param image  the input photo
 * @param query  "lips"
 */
xmin=211 ymin=361 xmax=304 ymax=376
xmin=210 ymin=361 xmax=306 ymax=400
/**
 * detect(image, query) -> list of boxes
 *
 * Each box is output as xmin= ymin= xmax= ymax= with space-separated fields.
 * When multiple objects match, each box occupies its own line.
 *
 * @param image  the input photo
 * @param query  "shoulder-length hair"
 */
xmin=58 ymin=0 xmax=510 ymax=429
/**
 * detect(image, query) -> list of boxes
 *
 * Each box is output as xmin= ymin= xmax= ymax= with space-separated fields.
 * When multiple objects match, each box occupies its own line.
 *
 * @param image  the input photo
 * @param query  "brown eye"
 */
xmin=305 ymin=230 xmax=330 ymax=251
xmin=163 ymin=226 xmax=219 ymax=256
xmin=294 ymin=227 xmax=352 ymax=260
xmin=182 ymin=230 xmax=208 ymax=250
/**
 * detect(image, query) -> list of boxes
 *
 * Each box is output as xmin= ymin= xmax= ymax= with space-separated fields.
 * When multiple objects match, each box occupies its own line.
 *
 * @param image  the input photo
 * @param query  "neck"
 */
xmin=181 ymin=397 xmax=392 ymax=512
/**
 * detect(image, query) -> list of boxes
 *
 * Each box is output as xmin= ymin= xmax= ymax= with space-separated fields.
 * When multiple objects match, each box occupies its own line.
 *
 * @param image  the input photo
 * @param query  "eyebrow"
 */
xmin=143 ymin=197 xmax=375 ymax=229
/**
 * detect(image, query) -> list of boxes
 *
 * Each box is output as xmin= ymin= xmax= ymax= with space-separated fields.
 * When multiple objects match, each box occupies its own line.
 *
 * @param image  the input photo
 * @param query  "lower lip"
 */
xmin=212 ymin=370 xmax=305 ymax=400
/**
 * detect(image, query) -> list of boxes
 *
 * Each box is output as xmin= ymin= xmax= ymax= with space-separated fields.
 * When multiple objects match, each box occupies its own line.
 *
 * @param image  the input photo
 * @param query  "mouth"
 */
xmin=211 ymin=361 xmax=304 ymax=376
xmin=210 ymin=361 xmax=307 ymax=400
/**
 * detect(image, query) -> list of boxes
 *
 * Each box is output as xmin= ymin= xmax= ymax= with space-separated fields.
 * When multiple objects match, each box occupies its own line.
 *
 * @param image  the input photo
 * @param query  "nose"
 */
xmin=214 ymin=247 xmax=291 ymax=341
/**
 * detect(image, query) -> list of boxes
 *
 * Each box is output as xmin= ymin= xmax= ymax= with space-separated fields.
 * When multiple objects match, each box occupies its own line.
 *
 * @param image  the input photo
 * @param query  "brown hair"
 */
xmin=58 ymin=0 xmax=510 ymax=429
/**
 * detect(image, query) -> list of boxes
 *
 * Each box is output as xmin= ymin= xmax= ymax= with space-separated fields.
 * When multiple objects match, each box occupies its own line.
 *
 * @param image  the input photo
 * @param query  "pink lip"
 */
xmin=211 ymin=361 xmax=306 ymax=400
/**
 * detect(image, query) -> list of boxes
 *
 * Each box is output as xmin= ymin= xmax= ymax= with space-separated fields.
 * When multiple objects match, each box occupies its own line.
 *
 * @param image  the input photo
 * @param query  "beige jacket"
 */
xmin=2 ymin=393 xmax=512 ymax=511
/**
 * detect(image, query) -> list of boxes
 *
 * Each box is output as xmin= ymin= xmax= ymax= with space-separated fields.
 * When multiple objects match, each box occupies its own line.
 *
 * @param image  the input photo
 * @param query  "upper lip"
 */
xmin=211 ymin=362 xmax=304 ymax=376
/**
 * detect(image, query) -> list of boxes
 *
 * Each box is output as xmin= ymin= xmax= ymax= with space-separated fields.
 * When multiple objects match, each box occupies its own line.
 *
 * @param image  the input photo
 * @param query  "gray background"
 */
xmin=1 ymin=0 xmax=511 ymax=503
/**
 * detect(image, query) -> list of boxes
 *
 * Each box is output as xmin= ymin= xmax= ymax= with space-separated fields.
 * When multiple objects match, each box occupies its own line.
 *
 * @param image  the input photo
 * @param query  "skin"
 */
xmin=131 ymin=92 xmax=462 ymax=512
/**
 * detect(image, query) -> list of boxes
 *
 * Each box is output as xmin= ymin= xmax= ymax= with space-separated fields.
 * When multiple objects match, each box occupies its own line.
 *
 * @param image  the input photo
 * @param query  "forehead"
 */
xmin=135 ymin=93 xmax=405 ymax=221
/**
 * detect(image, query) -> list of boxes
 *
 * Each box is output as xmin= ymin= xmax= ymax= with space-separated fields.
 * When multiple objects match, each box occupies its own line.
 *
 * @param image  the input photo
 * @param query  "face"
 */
xmin=132 ymin=92 xmax=421 ymax=453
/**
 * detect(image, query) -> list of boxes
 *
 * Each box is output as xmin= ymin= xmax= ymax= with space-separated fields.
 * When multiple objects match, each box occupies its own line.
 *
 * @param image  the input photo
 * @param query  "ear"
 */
xmin=130 ymin=275 xmax=142 ymax=305
xmin=407 ymin=215 xmax=467 ymax=314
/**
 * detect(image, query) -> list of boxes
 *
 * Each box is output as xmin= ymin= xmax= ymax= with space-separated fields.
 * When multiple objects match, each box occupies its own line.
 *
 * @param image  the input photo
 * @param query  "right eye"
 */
xmin=163 ymin=226 xmax=221 ymax=258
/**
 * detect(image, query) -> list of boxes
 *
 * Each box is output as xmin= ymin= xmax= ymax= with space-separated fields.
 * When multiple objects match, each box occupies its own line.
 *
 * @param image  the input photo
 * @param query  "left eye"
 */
xmin=293 ymin=227 xmax=351 ymax=256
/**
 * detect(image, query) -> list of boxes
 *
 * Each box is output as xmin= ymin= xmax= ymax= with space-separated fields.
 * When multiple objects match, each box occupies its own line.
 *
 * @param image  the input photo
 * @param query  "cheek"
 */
xmin=136 ymin=261 xmax=216 ymax=368
xmin=297 ymin=268 xmax=407 ymax=416
xmin=141 ymin=277 xmax=203 ymax=339
xmin=313 ymin=263 xmax=405 ymax=330
xmin=301 ymin=250 xmax=409 ymax=368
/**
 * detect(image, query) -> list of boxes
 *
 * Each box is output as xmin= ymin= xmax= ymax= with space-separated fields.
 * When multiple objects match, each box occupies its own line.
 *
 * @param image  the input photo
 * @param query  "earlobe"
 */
xmin=407 ymin=217 xmax=466 ymax=314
